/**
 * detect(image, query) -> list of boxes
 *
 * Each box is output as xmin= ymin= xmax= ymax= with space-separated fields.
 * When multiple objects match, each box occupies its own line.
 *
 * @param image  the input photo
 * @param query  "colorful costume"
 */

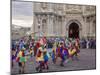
xmin=35 ymin=47 xmax=49 ymax=72
xmin=68 ymin=48 xmax=76 ymax=57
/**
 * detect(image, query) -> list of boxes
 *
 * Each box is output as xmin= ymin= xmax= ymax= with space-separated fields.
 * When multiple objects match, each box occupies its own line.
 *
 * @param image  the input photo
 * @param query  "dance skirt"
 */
xmin=36 ymin=55 xmax=44 ymax=62
xmin=12 ymin=55 xmax=16 ymax=60
xmin=44 ymin=54 xmax=49 ymax=62
xmin=20 ymin=57 xmax=26 ymax=62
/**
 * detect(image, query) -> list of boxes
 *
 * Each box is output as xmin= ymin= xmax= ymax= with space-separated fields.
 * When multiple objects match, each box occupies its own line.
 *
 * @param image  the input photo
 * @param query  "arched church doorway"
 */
xmin=68 ymin=22 xmax=79 ymax=38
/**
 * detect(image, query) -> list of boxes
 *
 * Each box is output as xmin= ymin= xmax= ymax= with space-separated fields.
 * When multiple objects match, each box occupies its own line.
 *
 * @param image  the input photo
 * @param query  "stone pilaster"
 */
xmin=47 ymin=15 xmax=54 ymax=36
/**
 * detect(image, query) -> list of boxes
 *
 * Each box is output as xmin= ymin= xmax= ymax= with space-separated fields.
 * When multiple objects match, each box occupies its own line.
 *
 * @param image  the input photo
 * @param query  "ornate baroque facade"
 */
xmin=32 ymin=2 xmax=96 ymax=39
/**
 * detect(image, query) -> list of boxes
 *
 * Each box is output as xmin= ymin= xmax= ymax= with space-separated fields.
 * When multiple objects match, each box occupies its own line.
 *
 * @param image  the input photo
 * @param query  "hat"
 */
xmin=38 ymin=47 xmax=42 ymax=51
xmin=21 ymin=47 xmax=25 ymax=50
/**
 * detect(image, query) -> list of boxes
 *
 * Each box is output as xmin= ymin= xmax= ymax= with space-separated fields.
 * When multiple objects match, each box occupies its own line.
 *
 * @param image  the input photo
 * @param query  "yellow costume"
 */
xmin=36 ymin=47 xmax=44 ymax=62
xmin=68 ymin=48 xmax=76 ymax=56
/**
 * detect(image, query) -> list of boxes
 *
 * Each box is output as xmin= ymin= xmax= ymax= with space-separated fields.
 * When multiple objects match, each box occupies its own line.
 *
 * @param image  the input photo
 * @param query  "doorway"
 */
xmin=68 ymin=22 xmax=79 ymax=38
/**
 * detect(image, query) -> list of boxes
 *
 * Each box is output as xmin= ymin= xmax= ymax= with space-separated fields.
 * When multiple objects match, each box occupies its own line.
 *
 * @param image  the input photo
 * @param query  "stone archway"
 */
xmin=66 ymin=20 xmax=82 ymax=39
xmin=69 ymin=22 xmax=79 ymax=38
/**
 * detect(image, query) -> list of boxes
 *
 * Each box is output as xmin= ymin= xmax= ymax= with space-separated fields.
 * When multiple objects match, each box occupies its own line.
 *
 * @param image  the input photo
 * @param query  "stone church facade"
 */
xmin=32 ymin=2 xmax=96 ymax=39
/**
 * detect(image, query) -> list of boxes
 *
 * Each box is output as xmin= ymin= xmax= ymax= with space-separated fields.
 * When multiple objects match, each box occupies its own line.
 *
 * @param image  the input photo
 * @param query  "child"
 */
xmin=35 ymin=47 xmax=44 ymax=72
xmin=52 ymin=48 xmax=56 ymax=64
xmin=52 ymin=43 xmax=57 ymax=64
xmin=68 ymin=44 xmax=78 ymax=61
xmin=56 ymin=42 xmax=65 ymax=66
xmin=43 ymin=47 xmax=49 ymax=70
xmin=16 ymin=47 xmax=26 ymax=73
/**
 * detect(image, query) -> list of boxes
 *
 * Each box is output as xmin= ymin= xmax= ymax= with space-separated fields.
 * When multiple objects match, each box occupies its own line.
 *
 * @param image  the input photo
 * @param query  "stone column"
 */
xmin=65 ymin=17 xmax=69 ymax=38
xmin=56 ymin=16 xmax=59 ymax=37
xmin=53 ymin=16 xmax=56 ymax=37
xmin=92 ymin=19 xmax=96 ymax=37
xmin=58 ymin=16 xmax=62 ymax=37
xmin=60 ymin=17 xmax=62 ymax=36
xmin=86 ymin=17 xmax=90 ymax=38
xmin=54 ymin=16 xmax=58 ymax=37
xmin=89 ymin=17 xmax=91 ymax=38
xmin=34 ymin=15 xmax=38 ymax=32
xmin=47 ymin=15 xmax=49 ymax=37
xmin=83 ymin=16 xmax=87 ymax=39
xmin=37 ymin=15 xmax=42 ymax=38
xmin=50 ymin=15 xmax=54 ymax=36
xmin=88 ymin=17 xmax=91 ymax=37
xmin=89 ymin=16 xmax=93 ymax=38
xmin=79 ymin=25 xmax=82 ymax=39
xmin=62 ymin=16 xmax=66 ymax=37
xmin=57 ymin=17 xmax=60 ymax=36
xmin=47 ymin=15 xmax=54 ymax=37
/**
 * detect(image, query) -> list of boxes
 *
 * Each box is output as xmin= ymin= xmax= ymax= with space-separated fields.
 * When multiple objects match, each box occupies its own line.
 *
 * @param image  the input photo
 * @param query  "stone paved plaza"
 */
xmin=11 ymin=49 xmax=96 ymax=74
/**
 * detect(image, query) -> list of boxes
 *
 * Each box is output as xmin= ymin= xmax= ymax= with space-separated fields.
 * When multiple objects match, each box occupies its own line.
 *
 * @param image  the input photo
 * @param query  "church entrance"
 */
xmin=68 ymin=22 xmax=79 ymax=38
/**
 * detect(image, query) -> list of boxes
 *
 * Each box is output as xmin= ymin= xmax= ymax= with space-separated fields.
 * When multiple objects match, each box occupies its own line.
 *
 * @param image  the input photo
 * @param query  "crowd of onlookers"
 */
xmin=80 ymin=38 xmax=96 ymax=49
xmin=12 ymin=37 xmax=96 ymax=50
xmin=46 ymin=38 xmax=96 ymax=49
